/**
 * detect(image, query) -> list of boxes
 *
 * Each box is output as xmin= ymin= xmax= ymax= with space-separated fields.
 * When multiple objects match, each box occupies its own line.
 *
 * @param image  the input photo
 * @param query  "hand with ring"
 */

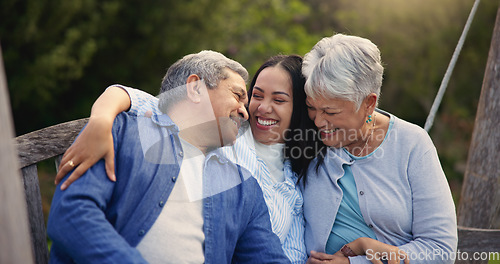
xmin=55 ymin=86 xmax=132 ymax=190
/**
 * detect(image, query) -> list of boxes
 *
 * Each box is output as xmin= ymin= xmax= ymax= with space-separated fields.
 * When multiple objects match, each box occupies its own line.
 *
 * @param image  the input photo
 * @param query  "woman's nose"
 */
xmin=313 ymin=112 xmax=326 ymax=128
xmin=257 ymin=101 xmax=272 ymax=114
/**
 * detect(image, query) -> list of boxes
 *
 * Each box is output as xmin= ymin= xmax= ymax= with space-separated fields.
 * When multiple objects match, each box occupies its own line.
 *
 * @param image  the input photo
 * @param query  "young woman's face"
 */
xmin=248 ymin=66 xmax=293 ymax=145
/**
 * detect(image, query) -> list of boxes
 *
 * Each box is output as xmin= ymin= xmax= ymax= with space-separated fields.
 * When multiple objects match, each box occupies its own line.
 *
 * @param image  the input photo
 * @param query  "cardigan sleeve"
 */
xmin=397 ymin=144 xmax=457 ymax=264
xmin=348 ymin=144 xmax=457 ymax=264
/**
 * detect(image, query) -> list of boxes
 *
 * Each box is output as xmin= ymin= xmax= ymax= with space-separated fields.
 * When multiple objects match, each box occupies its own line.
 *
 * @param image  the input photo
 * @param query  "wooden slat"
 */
xmin=457 ymin=226 xmax=500 ymax=252
xmin=16 ymin=118 xmax=89 ymax=168
xmin=15 ymin=119 xmax=88 ymax=263
xmin=54 ymin=155 xmax=63 ymax=172
xmin=21 ymin=165 xmax=49 ymax=264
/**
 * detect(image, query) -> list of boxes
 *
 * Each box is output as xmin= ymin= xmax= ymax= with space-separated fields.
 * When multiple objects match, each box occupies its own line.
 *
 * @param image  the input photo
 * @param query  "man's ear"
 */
xmin=186 ymin=74 xmax=202 ymax=103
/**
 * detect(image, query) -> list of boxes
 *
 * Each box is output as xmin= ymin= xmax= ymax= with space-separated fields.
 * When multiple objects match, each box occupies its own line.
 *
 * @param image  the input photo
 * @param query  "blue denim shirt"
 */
xmin=48 ymin=112 xmax=290 ymax=264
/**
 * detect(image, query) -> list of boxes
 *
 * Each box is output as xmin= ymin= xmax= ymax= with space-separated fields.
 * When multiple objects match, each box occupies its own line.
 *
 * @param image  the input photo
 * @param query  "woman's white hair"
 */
xmin=302 ymin=34 xmax=384 ymax=110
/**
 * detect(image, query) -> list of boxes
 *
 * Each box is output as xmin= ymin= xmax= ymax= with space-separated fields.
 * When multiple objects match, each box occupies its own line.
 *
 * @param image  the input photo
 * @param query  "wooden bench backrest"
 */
xmin=16 ymin=118 xmax=88 ymax=264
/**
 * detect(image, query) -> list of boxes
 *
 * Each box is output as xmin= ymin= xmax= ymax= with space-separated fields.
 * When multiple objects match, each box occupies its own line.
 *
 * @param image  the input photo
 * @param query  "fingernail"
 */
xmin=61 ymin=184 xmax=67 ymax=190
xmin=111 ymin=174 xmax=116 ymax=182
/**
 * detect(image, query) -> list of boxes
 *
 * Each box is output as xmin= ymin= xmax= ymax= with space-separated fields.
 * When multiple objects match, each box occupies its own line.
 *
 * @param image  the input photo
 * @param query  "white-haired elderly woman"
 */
xmin=300 ymin=34 xmax=457 ymax=264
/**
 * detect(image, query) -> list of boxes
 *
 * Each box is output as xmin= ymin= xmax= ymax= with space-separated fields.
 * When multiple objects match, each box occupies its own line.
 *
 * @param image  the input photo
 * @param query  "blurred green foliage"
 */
xmin=1 ymin=0 xmax=498 ymax=200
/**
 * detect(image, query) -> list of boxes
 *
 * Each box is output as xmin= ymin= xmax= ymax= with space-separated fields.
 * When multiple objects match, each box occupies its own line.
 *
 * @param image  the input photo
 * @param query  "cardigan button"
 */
xmin=368 ymin=224 xmax=374 ymax=228
xmin=138 ymin=230 xmax=145 ymax=236
xmin=159 ymin=201 xmax=165 ymax=207
xmin=172 ymin=176 xmax=177 ymax=182
xmin=359 ymin=191 xmax=364 ymax=195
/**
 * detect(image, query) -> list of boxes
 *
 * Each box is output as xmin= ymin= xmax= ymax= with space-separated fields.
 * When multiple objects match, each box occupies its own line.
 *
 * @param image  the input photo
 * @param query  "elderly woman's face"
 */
xmin=306 ymin=96 xmax=368 ymax=149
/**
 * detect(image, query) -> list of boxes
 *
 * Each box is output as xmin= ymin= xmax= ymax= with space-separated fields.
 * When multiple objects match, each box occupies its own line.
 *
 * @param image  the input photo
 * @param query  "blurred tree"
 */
xmin=1 ymin=0 xmax=497 ymax=197
xmin=1 ymin=0 xmax=320 ymax=135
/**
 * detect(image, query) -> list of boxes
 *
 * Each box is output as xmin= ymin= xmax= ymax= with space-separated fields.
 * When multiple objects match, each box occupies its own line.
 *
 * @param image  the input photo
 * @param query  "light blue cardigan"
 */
xmin=301 ymin=110 xmax=457 ymax=264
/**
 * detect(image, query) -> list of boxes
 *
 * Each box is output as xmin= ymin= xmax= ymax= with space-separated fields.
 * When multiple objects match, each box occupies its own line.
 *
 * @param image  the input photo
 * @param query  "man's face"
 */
xmin=206 ymin=69 xmax=249 ymax=147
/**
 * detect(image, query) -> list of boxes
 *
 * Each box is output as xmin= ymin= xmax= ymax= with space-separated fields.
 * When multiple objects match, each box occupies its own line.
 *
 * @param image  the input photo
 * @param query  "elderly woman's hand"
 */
xmin=340 ymin=237 xmax=410 ymax=264
xmin=306 ymin=251 xmax=349 ymax=264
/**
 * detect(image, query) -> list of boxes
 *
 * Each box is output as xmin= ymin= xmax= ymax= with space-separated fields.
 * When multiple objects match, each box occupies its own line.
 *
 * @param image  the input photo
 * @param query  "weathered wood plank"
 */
xmin=0 ymin=43 xmax=34 ymax=264
xmin=16 ymin=118 xmax=89 ymax=168
xmin=54 ymin=155 xmax=63 ymax=172
xmin=455 ymin=226 xmax=500 ymax=264
xmin=21 ymin=165 xmax=49 ymax=264
xmin=457 ymin=226 xmax=500 ymax=252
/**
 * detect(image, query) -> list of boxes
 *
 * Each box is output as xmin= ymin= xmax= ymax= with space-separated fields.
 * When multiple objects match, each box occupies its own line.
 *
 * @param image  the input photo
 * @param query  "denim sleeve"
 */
xmin=107 ymin=84 xmax=160 ymax=116
xmin=231 ymin=186 xmax=292 ymax=264
xmin=47 ymin=117 xmax=148 ymax=264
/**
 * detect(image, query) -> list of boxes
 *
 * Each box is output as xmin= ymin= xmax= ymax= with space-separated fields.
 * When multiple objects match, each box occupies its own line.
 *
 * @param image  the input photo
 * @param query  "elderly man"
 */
xmin=47 ymin=50 xmax=289 ymax=264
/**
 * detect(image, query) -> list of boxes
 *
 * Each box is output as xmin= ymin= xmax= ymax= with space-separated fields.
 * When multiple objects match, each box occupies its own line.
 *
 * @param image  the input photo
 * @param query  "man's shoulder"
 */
xmin=114 ymin=111 xmax=139 ymax=123
xmin=110 ymin=112 xmax=139 ymax=132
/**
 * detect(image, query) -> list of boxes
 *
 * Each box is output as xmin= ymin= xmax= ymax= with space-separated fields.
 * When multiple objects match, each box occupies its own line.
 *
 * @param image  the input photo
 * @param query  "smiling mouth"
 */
xmin=257 ymin=117 xmax=278 ymax=126
xmin=321 ymin=128 xmax=340 ymax=134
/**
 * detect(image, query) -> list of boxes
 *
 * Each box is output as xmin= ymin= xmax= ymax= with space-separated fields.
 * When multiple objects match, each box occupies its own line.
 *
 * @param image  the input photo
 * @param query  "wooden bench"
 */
xmin=15 ymin=118 xmax=500 ymax=264
xmin=16 ymin=118 xmax=88 ymax=264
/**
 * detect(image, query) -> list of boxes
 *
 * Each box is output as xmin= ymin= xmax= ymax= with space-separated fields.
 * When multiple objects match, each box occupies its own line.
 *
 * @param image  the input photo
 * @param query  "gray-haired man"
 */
xmin=48 ymin=50 xmax=290 ymax=264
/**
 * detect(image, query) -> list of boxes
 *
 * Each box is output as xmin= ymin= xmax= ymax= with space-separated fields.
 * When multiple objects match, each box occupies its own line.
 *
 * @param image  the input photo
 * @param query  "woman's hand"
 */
xmin=55 ymin=115 xmax=116 ymax=190
xmin=341 ymin=237 xmax=409 ymax=264
xmin=55 ymin=86 xmax=132 ymax=190
xmin=306 ymin=251 xmax=349 ymax=264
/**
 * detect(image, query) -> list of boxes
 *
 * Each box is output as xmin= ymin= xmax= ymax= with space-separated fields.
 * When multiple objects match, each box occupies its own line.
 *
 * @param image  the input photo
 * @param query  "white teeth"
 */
xmin=257 ymin=118 xmax=278 ymax=126
xmin=323 ymin=128 xmax=339 ymax=133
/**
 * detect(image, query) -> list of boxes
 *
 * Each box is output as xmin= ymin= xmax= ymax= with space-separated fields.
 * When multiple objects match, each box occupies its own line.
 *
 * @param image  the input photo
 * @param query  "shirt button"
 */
xmin=368 ymin=224 xmax=374 ymax=228
xmin=159 ymin=201 xmax=165 ymax=207
xmin=138 ymin=230 xmax=145 ymax=236
xmin=171 ymin=176 xmax=177 ymax=182
xmin=359 ymin=191 xmax=364 ymax=195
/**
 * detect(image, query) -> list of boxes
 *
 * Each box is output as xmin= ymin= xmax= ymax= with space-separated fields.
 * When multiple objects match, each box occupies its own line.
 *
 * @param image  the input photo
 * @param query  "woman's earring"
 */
xmin=366 ymin=115 xmax=372 ymax=123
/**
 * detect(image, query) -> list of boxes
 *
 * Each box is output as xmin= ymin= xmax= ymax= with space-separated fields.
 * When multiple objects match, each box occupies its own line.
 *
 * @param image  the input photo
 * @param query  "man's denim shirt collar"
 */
xmin=152 ymin=112 xmax=178 ymax=132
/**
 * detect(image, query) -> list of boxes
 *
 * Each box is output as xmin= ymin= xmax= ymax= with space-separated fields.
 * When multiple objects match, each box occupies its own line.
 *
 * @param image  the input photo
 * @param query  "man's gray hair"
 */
xmin=159 ymin=50 xmax=248 ymax=112
xmin=302 ymin=34 xmax=384 ymax=110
